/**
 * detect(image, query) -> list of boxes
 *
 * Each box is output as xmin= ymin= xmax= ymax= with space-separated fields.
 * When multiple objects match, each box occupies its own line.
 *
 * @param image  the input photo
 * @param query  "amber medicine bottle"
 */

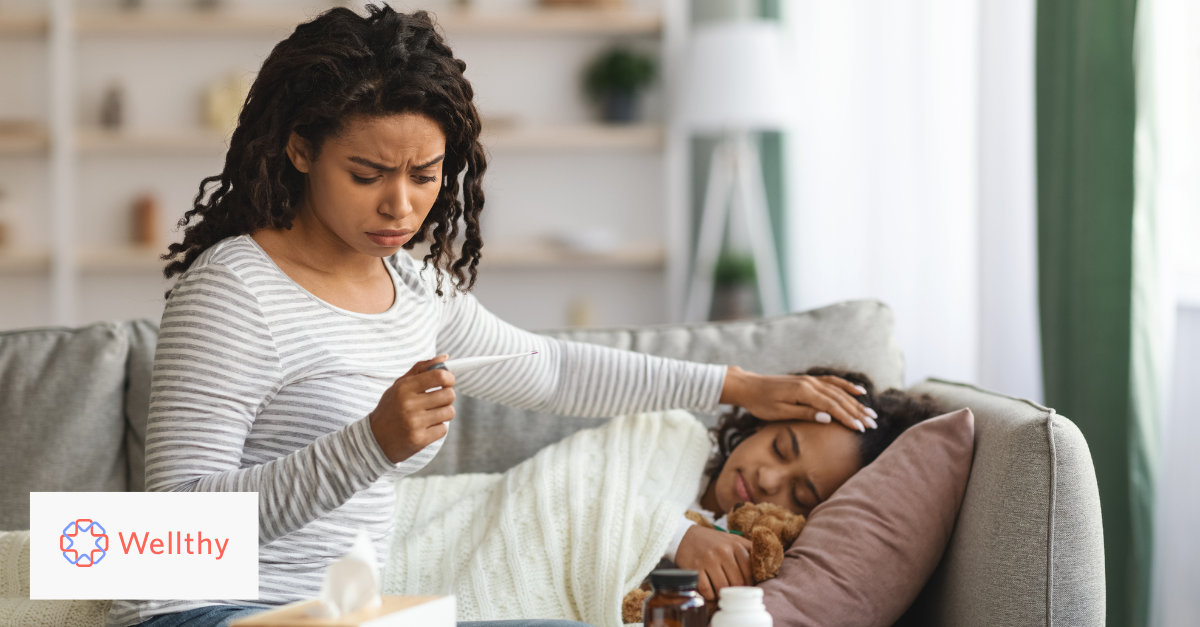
xmin=642 ymin=569 xmax=706 ymax=627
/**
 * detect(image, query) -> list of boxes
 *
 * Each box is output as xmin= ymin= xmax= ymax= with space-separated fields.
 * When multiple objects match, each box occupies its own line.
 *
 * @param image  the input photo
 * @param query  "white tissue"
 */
xmin=307 ymin=528 xmax=383 ymax=619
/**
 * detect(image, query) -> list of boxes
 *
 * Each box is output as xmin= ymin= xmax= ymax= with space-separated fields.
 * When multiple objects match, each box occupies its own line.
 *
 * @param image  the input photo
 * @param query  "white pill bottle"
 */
xmin=712 ymin=586 xmax=773 ymax=627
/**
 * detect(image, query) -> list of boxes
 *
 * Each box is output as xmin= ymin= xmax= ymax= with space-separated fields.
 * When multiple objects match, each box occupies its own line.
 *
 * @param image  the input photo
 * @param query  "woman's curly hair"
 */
xmin=163 ymin=5 xmax=485 ymax=296
xmin=704 ymin=367 xmax=940 ymax=485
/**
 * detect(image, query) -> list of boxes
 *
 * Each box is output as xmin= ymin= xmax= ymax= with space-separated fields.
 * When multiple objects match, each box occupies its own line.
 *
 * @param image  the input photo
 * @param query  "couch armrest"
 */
xmin=900 ymin=379 xmax=1105 ymax=627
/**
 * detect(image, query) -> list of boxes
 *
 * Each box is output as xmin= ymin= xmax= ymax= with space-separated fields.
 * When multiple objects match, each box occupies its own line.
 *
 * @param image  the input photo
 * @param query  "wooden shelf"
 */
xmin=0 ymin=243 xmax=663 ymax=275
xmin=80 ymin=247 xmax=165 ymax=273
xmin=0 ymin=14 xmax=48 ymax=36
xmin=0 ymin=123 xmax=49 ymax=156
xmin=0 ymin=247 xmax=166 ymax=273
xmin=436 ymin=9 xmax=661 ymax=36
xmin=72 ymin=8 xmax=660 ymax=37
xmin=75 ymin=11 xmax=312 ymax=36
xmin=481 ymin=242 xmax=665 ymax=270
xmin=412 ymin=241 xmax=665 ymax=271
xmin=485 ymin=124 xmax=662 ymax=150
xmin=75 ymin=124 xmax=660 ymax=155
xmin=0 ymin=249 xmax=51 ymax=273
xmin=78 ymin=129 xmax=227 ymax=156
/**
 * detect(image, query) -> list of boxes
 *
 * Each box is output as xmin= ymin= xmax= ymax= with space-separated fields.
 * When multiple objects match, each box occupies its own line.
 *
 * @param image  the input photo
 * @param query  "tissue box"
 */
xmin=230 ymin=595 xmax=455 ymax=627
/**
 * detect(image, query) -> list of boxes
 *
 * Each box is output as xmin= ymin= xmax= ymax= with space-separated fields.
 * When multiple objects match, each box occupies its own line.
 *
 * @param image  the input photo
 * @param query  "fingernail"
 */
xmin=815 ymin=412 xmax=832 ymax=423
xmin=854 ymin=385 xmax=867 ymax=395
xmin=854 ymin=419 xmax=865 ymax=432
xmin=865 ymin=407 xmax=878 ymax=419
xmin=863 ymin=416 xmax=878 ymax=429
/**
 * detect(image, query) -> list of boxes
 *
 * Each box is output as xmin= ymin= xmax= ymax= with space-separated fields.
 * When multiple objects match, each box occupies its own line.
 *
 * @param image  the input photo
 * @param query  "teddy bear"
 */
xmin=621 ymin=503 xmax=806 ymax=624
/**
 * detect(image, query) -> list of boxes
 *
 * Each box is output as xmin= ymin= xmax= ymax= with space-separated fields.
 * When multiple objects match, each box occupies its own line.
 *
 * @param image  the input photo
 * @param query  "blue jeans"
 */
xmin=134 ymin=604 xmax=593 ymax=627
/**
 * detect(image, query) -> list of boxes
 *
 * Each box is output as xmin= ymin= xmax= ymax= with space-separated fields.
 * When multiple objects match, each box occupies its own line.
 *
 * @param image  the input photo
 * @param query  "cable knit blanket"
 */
xmin=0 ymin=531 xmax=111 ymax=627
xmin=383 ymin=410 xmax=711 ymax=627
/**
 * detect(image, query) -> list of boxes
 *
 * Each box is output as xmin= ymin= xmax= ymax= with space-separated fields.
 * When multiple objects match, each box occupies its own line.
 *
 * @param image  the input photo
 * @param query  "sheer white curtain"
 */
xmin=1140 ymin=0 xmax=1200 ymax=624
xmin=780 ymin=0 xmax=1042 ymax=395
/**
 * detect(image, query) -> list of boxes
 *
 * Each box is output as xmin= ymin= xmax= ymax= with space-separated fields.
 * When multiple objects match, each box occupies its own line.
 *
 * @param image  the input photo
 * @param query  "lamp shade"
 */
xmin=679 ymin=20 xmax=798 ymax=131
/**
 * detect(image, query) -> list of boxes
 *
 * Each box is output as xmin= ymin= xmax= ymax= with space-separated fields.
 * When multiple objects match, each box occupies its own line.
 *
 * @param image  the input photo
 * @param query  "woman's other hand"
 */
xmin=674 ymin=526 xmax=754 ymax=601
xmin=369 ymin=355 xmax=457 ymax=463
xmin=719 ymin=365 xmax=878 ymax=432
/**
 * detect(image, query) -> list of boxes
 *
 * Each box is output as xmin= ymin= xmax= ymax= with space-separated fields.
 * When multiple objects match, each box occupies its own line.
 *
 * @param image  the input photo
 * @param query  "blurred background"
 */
xmin=0 ymin=0 xmax=1196 ymax=625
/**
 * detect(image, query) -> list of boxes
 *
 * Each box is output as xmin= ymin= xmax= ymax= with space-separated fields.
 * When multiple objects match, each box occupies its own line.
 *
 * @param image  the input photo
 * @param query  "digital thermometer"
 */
xmin=426 ymin=351 xmax=539 ymax=375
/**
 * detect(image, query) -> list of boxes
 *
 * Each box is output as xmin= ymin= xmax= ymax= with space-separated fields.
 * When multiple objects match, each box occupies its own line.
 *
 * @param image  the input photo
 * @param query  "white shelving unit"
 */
xmin=0 ymin=0 xmax=690 ymax=331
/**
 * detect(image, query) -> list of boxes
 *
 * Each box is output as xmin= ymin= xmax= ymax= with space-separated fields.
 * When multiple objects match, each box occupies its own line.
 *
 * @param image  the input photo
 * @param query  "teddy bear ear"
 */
xmin=782 ymin=515 xmax=806 ymax=546
xmin=728 ymin=503 xmax=761 ymax=534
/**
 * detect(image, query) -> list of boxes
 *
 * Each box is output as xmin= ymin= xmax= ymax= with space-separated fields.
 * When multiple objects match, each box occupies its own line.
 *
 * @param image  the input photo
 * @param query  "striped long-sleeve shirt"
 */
xmin=106 ymin=235 xmax=727 ymax=627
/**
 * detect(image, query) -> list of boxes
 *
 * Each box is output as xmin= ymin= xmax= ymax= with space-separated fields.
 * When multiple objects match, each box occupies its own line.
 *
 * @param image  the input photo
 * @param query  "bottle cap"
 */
xmin=649 ymin=569 xmax=699 ymax=590
xmin=718 ymin=586 xmax=764 ymax=601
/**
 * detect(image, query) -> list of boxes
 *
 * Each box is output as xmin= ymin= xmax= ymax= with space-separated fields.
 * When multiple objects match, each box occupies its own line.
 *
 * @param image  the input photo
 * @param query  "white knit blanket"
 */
xmin=0 ymin=531 xmax=111 ymax=627
xmin=382 ymin=410 xmax=711 ymax=627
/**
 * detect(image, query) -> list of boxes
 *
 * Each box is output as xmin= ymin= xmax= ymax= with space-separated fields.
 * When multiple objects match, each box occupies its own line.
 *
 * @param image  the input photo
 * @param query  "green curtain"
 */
xmin=1035 ymin=1 xmax=1147 ymax=626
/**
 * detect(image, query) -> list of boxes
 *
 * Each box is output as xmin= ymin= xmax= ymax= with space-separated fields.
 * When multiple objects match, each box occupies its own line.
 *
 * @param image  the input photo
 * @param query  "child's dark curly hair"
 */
xmin=704 ymin=367 xmax=939 ymax=485
xmin=162 ymin=4 xmax=485 ymax=296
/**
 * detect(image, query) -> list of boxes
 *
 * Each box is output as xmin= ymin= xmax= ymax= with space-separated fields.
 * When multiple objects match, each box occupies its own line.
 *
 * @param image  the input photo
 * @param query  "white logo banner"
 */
xmin=29 ymin=492 xmax=258 ymax=600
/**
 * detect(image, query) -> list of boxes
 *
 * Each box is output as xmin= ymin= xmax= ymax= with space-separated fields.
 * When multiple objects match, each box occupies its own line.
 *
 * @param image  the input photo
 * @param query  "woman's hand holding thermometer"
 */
xmin=368 ymin=352 xmax=538 ymax=464
xmin=368 ymin=355 xmax=457 ymax=464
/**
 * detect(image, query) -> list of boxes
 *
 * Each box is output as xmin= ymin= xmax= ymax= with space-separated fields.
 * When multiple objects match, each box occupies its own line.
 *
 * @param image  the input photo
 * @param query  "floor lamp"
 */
xmin=679 ymin=20 xmax=797 ymax=323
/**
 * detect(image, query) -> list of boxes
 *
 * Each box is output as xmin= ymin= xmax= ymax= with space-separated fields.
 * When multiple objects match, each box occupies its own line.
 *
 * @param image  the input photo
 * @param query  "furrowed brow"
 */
xmin=414 ymin=154 xmax=446 ymax=169
xmin=349 ymin=156 xmax=397 ymax=172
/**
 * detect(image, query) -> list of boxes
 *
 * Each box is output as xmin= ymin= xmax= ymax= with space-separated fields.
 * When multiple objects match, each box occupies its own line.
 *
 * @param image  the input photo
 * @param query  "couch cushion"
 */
xmin=424 ymin=300 xmax=904 ymax=475
xmin=897 ymin=379 xmax=1105 ymax=627
xmin=122 ymin=320 xmax=158 ymax=493
xmin=759 ymin=408 xmax=975 ymax=627
xmin=0 ymin=322 xmax=149 ymax=529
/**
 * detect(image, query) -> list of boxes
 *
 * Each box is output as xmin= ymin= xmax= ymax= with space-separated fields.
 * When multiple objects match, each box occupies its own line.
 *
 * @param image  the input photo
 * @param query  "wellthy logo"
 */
xmin=31 ymin=493 xmax=258 ymax=600
xmin=60 ymin=519 xmax=108 ymax=567
xmin=60 ymin=519 xmax=232 ymax=565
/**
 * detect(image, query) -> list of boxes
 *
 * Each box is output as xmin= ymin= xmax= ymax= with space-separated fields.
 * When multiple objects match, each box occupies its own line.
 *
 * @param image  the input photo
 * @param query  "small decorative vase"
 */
xmin=601 ymin=90 xmax=638 ymax=123
xmin=710 ymin=283 xmax=758 ymax=321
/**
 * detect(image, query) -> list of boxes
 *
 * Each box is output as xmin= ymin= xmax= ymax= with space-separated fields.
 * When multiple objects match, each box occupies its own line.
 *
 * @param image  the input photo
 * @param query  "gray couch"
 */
xmin=0 ymin=300 xmax=1104 ymax=626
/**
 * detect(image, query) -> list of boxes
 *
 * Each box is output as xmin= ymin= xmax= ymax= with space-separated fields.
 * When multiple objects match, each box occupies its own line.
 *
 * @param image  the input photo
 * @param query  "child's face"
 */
xmin=286 ymin=112 xmax=447 ymax=256
xmin=713 ymin=421 xmax=862 ymax=517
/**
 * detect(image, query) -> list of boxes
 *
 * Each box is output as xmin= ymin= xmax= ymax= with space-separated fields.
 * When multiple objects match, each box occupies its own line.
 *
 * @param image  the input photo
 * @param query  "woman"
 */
xmin=107 ymin=6 xmax=875 ymax=627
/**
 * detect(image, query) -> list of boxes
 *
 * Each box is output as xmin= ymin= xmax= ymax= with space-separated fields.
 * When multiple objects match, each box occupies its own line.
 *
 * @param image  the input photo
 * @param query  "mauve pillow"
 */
xmin=760 ymin=408 xmax=975 ymax=627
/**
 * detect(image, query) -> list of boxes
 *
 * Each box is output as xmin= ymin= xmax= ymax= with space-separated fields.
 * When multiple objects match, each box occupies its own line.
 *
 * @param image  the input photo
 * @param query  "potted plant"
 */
xmin=584 ymin=48 xmax=656 ymax=123
xmin=710 ymin=252 xmax=759 ymax=320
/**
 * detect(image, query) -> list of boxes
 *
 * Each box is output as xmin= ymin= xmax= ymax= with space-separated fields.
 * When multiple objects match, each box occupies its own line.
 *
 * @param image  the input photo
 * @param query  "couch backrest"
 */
xmin=423 ymin=299 xmax=905 ymax=475
xmin=0 ymin=320 xmax=157 ymax=530
xmin=899 ymin=379 xmax=1105 ymax=627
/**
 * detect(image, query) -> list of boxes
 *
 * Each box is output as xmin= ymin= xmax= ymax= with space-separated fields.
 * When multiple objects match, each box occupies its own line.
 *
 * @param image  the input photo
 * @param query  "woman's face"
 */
xmin=286 ymin=112 xmax=446 ymax=256
xmin=713 ymin=421 xmax=862 ymax=517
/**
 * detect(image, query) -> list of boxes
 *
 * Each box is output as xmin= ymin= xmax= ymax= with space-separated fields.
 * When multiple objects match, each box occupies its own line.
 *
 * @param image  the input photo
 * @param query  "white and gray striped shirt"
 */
xmin=106 ymin=235 xmax=726 ymax=627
